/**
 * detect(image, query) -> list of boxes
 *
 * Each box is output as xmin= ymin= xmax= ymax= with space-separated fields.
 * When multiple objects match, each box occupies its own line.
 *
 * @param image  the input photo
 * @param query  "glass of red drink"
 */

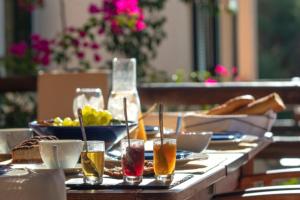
xmin=121 ymin=139 xmax=144 ymax=184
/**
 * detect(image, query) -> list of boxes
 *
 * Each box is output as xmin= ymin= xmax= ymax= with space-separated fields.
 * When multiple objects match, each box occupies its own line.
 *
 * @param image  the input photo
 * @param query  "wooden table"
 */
xmin=67 ymin=136 xmax=272 ymax=200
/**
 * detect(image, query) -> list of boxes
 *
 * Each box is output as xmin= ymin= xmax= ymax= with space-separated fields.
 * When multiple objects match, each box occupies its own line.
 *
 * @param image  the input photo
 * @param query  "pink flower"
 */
xmin=76 ymin=52 xmax=85 ymax=59
xmin=98 ymin=27 xmax=105 ymax=35
xmin=41 ymin=55 xmax=50 ymax=65
xmin=79 ymin=31 xmax=86 ymax=38
xmin=232 ymin=66 xmax=238 ymax=75
xmin=204 ymin=78 xmax=218 ymax=85
xmin=67 ymin=27 xmax=76 ymax=32
xmin=90 ymin=43 xmax=100 ymax=49
xmin=94 ymin=54 xmax=102 ymax=62
xmin=9 ymin=41 xmax=28 ymax=57
xmin=89 ymin=4 xmax=101 ymax=14
xmin=102 ymin=0 xmax=146 ymax=33
xmin=204 ymin=78 xmax=218 ymax=83
xmin=111 ymin=20 xmax=122 ymax=34
xmin=215 ymin=65 xmax=229 ymax=76
xmin=31 ymin=34 xmax=40 ymax=42
xmin=83 ymin=42 xmax=89 ymax=47
xmin=72 ymin=39 xmax=80 ymax=47
xmin=135 ymin=20 xmax=146 ymax=31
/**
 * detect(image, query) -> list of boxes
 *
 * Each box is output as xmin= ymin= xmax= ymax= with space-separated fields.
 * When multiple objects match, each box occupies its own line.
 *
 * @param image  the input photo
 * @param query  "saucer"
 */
xmin=0 ymin=160 xmax=81 ymax=175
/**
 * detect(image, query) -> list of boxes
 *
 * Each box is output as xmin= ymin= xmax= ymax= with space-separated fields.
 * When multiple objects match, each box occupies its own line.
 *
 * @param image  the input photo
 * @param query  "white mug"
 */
xmin=0 ymin=128 xmax=32 ymax=154
xmin=39 ymin=140 xmax=83 ymax=169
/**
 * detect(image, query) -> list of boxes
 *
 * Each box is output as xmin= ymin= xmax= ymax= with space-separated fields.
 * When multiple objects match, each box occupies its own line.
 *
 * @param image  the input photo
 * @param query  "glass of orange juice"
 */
xmin=153 ymin=138 xmax=176 ymax=182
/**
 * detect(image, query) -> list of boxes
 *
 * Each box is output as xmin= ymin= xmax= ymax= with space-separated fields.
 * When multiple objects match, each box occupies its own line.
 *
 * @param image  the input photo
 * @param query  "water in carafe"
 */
xmin=107 ymin=58 xmax=140 ymax=122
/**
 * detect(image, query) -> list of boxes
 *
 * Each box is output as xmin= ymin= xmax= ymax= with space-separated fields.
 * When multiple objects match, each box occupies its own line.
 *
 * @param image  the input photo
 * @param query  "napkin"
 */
xmin=0 ymin=169 xmax=66 ymax=200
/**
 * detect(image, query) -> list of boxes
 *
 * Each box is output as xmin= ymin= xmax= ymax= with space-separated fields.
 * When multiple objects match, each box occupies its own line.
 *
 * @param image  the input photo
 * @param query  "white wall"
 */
xmin=151 ymin=1 xmax=192 ymax=75
xmin=33 ymin=0 xmax=192 ymax=76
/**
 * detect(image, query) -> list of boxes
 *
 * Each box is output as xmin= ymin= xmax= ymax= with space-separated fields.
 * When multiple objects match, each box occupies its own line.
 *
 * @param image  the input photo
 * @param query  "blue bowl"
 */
xmin=29 ymin=121 xmax=137 ymax=151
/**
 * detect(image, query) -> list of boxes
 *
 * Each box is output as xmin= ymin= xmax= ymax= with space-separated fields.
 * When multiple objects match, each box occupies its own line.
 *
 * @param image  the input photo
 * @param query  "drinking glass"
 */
xmin=73 ymin=88 xmax=104 ymax=118
xmin=153 ymin=138 xmax=177 ymax=182
xmin=81 ymin=141 xmax=105 ymax=184
xmin=121 ymin=139 xmax=144 ymax=184
xmin=107 ymin=58 xmax=140 ymax=122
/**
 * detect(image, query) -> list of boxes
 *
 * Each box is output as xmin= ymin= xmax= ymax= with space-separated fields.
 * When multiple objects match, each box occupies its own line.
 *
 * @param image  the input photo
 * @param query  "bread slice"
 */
xmin=12 ymin=136 xmax=57 ymax=163
xmin=207 ymin=95 xmax=255 ymax=115
xmin=233 ymin=92 xmax=286 ymax=115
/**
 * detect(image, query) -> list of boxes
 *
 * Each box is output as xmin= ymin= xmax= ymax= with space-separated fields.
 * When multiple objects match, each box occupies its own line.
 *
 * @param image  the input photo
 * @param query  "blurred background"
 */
xmin=0 ymin=0 xmax=299 ymax=127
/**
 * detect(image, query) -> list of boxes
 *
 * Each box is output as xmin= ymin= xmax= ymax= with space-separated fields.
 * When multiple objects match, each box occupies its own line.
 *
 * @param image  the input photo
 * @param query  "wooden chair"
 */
xmin=37 ymin=71 xmax=110 ymax=120
xmin=214 ymin=168 xmax=300 ymax=199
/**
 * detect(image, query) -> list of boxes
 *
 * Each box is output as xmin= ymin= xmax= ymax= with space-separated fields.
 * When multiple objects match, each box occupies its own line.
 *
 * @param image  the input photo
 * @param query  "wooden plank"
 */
xmin=67 ymin=164 xmax=226 ymax=200
xmin=1 ymin=77 xmax=300 ymax=105
xmin=139 ymin=82 xmax=300 ymax=105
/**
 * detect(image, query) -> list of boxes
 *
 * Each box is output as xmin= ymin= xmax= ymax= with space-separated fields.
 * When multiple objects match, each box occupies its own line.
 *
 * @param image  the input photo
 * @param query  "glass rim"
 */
xmin=86 ymin=140 xmax=105 ymax=145
xmin=121 ymin=139 xmax=144 ymax=143
xmin=39 ymin=139 xmax=82 ymax=143
xmin=113 ymin=57 xmax=136 ymax=63
xmin=153 ymin=138 xmax=176 ymax=143
xmin=76 ymin=88 xmax=102 ymax=93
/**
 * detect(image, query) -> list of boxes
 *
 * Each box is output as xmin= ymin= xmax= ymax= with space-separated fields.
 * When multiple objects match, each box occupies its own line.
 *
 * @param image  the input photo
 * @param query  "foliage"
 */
xmin=258 ymin=0 xmax=300 ymax=78
xmin=86 ymin=0 xmax=167 ymax=77
xmin=172 ymin=65 xmax=238 ymax=83
xmin=0 ymin=93 xmax=36 ymax=128
xmin=5 ymin=0 xmax=168 ymax=79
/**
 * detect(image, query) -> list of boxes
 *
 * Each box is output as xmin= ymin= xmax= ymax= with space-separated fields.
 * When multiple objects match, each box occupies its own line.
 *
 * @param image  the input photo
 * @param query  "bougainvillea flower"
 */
xmin=94 ymin=54 xmax=102 ymax=62
xmin=136 ymin=20 xmax=146 ymax=31
xmin=72 ymin=39 xmax=80 ymax=47
xmin=204 ymin=78 xmax=218 ymax=83
xmin=79 ymin=31 xmax=87 ymax=38
xmin=116 ymin=0 xmax=139 ymax=15
xmin=76 ymin=52 xmax=85 ymax=59
xmin=9 ymin=41 xmax=28 ymax=57
xmin=101 ymin=0 xmax=146 ymax=33
xmin=31 ymin=34 xmax=41 ymax=42
xmin=89 ymin=4 xmax=101 ymax=14
xmin=215 ymin=65 xmax=229 ymax=76
xmin=91 ymin=43 xmax=100 ymax=49
xmin=98 ymin=27 xmax=105 ymax=35
xmin=232 ymin=66 xmax=238 ymax=75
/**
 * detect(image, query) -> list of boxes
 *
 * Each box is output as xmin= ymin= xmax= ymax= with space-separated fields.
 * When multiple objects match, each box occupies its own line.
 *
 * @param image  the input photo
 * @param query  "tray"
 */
xmin=66 ymin=174 xmax=193 ymax=190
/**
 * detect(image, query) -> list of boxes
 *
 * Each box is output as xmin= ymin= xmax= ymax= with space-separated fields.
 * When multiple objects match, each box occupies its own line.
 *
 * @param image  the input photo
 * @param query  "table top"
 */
xmin=67 ymin=136 xmax=272 ymax=200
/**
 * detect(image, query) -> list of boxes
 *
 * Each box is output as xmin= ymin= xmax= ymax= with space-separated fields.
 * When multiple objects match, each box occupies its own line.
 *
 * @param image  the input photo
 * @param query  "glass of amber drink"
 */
xmin=81 ymin=141 xmax=105 ymax=184
xmin=153 ymin=138 xmax=177 ymax=182
xmin=121 ymin=139 xmax=144 ymax=184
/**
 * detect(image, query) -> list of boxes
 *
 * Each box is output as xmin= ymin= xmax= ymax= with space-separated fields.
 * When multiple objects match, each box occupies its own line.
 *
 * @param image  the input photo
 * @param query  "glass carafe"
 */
xmin=107 ymin=58 xmax=140 ymax=122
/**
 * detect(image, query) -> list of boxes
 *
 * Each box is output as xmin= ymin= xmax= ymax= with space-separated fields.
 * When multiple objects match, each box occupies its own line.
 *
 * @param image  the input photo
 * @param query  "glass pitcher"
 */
xmin=107 ymin=58 xmax=140 ymax=122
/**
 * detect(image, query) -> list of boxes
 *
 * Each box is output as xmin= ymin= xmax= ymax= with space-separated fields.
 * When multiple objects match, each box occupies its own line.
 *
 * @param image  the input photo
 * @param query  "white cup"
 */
xmin=39 ymin=140 xmax=83 ymax=169
xmin=0 ymin=128 xmax=32 ymax=154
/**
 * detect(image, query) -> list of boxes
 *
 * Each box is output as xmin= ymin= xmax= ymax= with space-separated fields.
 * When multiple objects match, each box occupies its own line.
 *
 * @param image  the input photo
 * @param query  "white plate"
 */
xmin=0 ymin=160 xmax=81 ymax=175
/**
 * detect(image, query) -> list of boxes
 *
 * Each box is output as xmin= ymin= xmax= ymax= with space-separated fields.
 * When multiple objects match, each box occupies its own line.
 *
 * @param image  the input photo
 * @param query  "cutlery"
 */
xmin=78 ymin=108 xmax=99 ymax=178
